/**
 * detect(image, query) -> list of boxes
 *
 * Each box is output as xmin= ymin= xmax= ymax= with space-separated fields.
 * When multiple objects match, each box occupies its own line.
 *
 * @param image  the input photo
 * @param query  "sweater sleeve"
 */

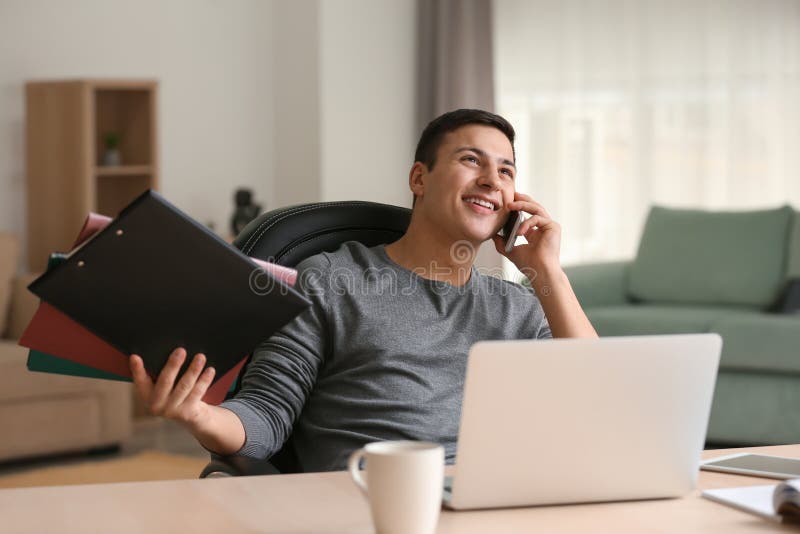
xmin=536 ymin=315 xmax=553 ymax=339
xmin=219 ymin=253 xmax=331 ymax=459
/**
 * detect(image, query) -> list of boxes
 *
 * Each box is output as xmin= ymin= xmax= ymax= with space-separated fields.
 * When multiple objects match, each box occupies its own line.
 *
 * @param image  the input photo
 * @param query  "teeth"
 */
xmin=465 ymin=198 xmax=495 ymax=210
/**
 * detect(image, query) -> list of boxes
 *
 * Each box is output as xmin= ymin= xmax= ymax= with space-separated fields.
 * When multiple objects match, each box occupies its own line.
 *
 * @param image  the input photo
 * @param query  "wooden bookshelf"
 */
xmin=26 ymin=79 xmax=159 ymax=271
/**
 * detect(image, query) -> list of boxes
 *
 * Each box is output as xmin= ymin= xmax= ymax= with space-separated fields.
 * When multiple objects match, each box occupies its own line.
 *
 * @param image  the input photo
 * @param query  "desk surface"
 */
xmin=0 ymin=445 xmax=798 ymax=533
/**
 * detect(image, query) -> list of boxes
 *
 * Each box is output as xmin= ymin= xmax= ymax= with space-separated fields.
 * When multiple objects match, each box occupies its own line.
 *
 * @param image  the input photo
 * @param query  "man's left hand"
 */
xmin=492 ymin=192 xmax=562 ymax=277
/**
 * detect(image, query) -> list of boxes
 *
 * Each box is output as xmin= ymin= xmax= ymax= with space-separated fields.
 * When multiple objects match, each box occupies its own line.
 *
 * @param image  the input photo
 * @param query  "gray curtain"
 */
xmin=416 ymin=0 xmax=495 ymax=132
xmin=417 ymin=0 xmax=501 ymax=272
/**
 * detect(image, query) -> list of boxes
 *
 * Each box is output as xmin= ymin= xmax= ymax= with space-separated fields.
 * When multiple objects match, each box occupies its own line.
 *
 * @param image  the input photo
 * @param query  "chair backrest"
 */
xmin=234 ymin=200 xmax=412 ymax=266
xmin=230 ymin=200 xmax=412 ymax=473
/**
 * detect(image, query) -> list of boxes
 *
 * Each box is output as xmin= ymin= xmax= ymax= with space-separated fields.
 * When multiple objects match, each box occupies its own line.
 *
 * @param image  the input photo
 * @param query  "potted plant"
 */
xmin=102 ymin=132 xmax=121 ymax=166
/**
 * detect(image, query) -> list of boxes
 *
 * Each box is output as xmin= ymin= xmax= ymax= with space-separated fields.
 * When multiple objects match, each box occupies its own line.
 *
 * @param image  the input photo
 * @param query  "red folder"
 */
xmin=19 ymin=302 xmax=246 ymax=405
xmin=22 ymin=302 xmax=132 ymax=377
xmin=19 ymin=302 xmax=247 ymax=404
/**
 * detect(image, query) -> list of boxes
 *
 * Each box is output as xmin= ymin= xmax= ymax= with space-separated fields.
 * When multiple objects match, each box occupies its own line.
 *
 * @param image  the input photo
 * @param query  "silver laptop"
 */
xmin=443 ymin=333 xmax=722 ymax=510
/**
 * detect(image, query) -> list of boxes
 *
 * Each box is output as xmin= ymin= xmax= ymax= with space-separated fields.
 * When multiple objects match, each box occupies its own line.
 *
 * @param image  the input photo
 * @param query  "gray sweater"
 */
xmin=220 ymin=241 xmax=552 ymax=472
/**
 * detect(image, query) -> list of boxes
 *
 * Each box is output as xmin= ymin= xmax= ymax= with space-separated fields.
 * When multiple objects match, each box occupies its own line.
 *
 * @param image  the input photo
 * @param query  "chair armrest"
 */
xmin=780 ymin=278 xmax=800 ymax=314
xmin=199 ymin=454 xmax=281 ymax=479
xmin=562 ymin=261 xmax=632 ymax=308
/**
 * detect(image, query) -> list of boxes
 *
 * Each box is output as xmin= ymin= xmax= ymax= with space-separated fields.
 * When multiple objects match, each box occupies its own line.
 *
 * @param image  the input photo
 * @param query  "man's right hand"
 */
xmin=130 ymin=347 xmax=246 ymax=456
xmin=130 ymin=347 xmax=216 ymax=432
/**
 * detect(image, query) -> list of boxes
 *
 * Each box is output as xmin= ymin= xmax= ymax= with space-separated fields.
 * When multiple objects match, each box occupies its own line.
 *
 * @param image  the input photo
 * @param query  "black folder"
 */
xmin=28 ymin=190 xmax=311 ymax=382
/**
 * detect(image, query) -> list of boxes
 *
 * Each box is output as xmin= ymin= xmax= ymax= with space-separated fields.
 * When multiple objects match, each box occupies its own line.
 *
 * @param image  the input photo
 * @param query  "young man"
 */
xmin=130 ymin=109 xmax=597 ymax=472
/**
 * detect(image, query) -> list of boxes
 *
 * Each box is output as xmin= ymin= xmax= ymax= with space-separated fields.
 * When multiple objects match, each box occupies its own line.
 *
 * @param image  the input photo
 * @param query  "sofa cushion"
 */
xmin=711 ymin=314 xmax=800 ymax=374
xmin=0 ymin=341 xmax=97 ymax=402
xmin=708 ymin=371 xmax=800 ymax=445
xmin=563 ymin=261 xmax=630 ymax=308
xmin=0 ymin=339 xmax=134 ymax=462
xmin=584 ymin=304 xmax=756 ymax=337
xmin=0 ymin=394 xmax=102 ymax=460
xmin=0 ymin=233 xmax=19 ymax=337
xmin=628 ymin=205 xmax=794 ymax=308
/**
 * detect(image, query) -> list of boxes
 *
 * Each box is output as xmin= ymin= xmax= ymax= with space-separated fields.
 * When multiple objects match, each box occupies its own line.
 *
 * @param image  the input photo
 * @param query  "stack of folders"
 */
xmin=19 ymin=190 xmax=311 ymax=405
xmin=702 ymin=480 xmax=800 ymax=524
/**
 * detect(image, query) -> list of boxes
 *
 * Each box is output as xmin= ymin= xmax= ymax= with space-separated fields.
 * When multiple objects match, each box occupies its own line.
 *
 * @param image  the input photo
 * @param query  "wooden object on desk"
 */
xmin=25 ymin=79 xmax=159 ymax=272
xmin=1 ymin=444 xmax=799 ymax=533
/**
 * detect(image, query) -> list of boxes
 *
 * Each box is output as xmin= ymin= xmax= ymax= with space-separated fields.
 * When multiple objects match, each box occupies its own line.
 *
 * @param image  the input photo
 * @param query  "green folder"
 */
xmin=45 ymin=252 xmax=67 ymax=270
xmin=27 ymin=350 xmax=132 ymax=382
xmin=27 ymin=349 xmax=238 ymax=393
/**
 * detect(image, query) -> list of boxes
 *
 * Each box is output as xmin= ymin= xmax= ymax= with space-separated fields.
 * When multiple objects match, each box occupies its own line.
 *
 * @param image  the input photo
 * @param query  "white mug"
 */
xmin=348 ymin=440 xmax=445 ymax=534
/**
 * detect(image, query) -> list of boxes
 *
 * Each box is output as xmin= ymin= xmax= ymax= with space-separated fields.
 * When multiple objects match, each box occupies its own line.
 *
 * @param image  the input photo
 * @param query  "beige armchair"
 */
xmin=0 ymin=233 xmax=132 ymax=462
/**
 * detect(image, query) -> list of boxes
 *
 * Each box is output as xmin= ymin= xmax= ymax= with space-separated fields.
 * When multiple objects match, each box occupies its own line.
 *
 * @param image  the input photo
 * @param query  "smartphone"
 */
xmin=700 ymin=453 xmax=800 ymax=479
xmin=501 ymin=211 xmax=524 ymax=253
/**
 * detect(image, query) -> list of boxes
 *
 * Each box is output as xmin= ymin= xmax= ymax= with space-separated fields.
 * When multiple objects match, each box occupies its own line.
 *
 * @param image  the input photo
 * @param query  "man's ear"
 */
xmin=409 ymin=162 xmax=427 ymax=200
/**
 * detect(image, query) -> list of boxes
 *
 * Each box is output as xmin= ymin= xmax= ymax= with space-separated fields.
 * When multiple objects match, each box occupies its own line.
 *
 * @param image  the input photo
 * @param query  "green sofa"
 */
xmin=564 ymin=205 xmax=800 ymax=446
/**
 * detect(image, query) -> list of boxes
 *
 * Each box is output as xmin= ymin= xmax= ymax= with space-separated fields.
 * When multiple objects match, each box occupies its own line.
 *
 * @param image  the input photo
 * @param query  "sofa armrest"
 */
xmin=780 ymin=278 xmax=800 ymax=314
xmin=7 ymin=273 xmax=40 ymax=340
xmin=562 ymin=261 xmax=632 ymax=308
xmin=0 ymin=233 xmax=19 ymax=339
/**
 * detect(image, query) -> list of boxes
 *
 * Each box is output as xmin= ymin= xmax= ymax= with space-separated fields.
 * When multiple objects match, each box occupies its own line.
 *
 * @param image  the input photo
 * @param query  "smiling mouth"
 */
xmin=463 ymin=196 xmax=499 ymax=211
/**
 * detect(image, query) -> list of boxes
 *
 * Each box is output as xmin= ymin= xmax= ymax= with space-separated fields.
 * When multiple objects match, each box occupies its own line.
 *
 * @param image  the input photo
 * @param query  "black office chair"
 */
xmin=199 ymin=200 xmax=412 ymax=478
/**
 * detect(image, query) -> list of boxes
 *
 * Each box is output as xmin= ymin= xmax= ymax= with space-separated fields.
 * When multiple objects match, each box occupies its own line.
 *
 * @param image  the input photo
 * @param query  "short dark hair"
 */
xmin=414 ymin=109 xmax=516 ymax=170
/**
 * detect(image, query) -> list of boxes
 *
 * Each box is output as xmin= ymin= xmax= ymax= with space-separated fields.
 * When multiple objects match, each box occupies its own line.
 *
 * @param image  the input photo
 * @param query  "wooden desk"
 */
xmin=1 ymin=445 xmax=797 ymax=533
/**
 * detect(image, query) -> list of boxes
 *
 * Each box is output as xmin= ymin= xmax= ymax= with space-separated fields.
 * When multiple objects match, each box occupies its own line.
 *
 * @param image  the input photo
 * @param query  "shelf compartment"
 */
xmin=94 ymin=89 xmax=154 ymax=167
xmin=95 ymin=165 xmax=153 ymax=177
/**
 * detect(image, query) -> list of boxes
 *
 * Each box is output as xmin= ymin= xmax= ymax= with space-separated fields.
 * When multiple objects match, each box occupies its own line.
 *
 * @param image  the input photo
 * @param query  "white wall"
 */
xmin=271 ymin=0 xmax=322 ymax=208
xmin=0 ymin=0 xmax=418 ymax=270
xmin=270 ymin=0 xmax=417 ymax=209
xmin=320 ymin=0 xmax=416 ymax=208
xmin=0 ymin=0 xmax=275 ymax=264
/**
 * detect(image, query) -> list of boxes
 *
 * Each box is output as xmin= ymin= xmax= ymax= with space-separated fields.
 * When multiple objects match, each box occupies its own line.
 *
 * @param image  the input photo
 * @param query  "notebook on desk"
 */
xmin=702 ymin=480 xmax=800 ymax=523
xmin=443 ymin=334 xmax=722 ymax=510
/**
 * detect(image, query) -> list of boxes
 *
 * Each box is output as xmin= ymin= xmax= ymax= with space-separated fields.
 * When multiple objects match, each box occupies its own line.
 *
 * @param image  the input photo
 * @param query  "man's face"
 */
xmin=412 ymin=124 xmax=516 ymax=244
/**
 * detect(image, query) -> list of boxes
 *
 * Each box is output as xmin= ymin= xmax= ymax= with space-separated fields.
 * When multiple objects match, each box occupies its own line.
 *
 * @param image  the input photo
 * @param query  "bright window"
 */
xmin=494 ymin=0 xmax=800 ymax=269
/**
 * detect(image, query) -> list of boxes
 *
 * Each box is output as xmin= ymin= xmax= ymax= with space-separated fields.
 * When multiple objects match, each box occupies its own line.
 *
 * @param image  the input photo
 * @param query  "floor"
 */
xmin=123 ymin=417 xmax=209 ymax=458
xmin=0 ymin=417 xmax=208 ymax=478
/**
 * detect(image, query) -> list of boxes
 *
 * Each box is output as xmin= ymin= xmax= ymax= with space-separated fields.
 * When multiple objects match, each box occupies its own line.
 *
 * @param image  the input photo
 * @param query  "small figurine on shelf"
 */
xmin=230 ymin=188 xmax=262 ymax=237
xmin=102 ymin=132 xmax=121 ymax=166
